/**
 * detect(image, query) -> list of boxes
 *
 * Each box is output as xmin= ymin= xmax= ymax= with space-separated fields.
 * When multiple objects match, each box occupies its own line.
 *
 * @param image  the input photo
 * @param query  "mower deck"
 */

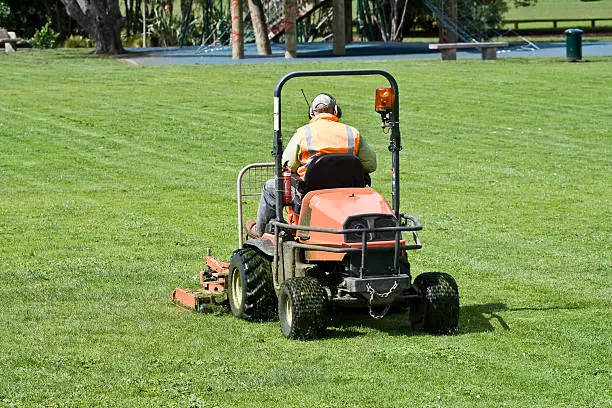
xmin=170 ymin=255 xmax=229 ymax=312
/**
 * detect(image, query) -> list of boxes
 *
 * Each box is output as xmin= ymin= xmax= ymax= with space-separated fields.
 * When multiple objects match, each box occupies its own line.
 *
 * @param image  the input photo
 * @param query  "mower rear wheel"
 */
xmin=410 ymin=272 xmax=459 ymax=334
xmin=278 ymin=277 xmax=328 ymax=340
xmin=227 ymin=248 xmax=276 ymax=321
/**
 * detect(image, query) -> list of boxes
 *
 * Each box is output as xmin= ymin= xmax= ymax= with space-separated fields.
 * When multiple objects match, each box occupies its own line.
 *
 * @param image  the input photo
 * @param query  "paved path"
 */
xmin=123 ymin=41 xmax=612 ymax=66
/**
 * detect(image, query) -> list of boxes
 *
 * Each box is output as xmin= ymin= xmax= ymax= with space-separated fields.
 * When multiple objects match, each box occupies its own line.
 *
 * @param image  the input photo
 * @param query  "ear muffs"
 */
xmin=309 ymin=93 xmax=342 ymax=119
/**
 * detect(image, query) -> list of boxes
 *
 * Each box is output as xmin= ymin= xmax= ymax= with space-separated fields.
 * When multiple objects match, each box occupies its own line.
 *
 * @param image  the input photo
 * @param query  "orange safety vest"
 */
xmin=296 ymin=113 xmax=360 ymax=179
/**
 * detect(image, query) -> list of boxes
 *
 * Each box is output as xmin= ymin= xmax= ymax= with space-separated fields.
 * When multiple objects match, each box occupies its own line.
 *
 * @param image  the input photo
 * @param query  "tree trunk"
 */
xmin=391 ymin=0 xmax=409 ymax=41
xmin=332 ymin=0 xmax=345 ymax=56
xmin=438 ymin=0 xmax=457 ymax=44
xmin=59 ymin=0 xmax=125 ymax=54
xmin=345 ymin=0 xmax=352 ymax=44
xmin=230 ymin=0 xmax=244 ymax=59
xmin=123 ymin=0 xmax=130 ymax=33
xmin=247 ymin=0 xmax=271 ymax=55
xmin=284 ymin=0 xmax=296 ymax=58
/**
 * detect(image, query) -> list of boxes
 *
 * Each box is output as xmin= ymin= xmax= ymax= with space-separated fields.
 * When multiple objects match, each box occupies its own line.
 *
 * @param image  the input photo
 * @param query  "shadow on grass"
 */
xmin=459 ymin=303 xmax=511 ymax=333
xmin=326 ymin=304 xmax=514 ymax=338
xmin=458 ymin=303 xmax=582 ymax=334
xmin=325 ymin=307 xmax=415 ymax=339
xmin=323 ymin=303 xmax=582 ymax=338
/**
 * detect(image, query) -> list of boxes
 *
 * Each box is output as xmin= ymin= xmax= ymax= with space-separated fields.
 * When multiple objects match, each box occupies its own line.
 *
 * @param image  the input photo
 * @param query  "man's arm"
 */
xmin=357 ymin=136 xmax=377 ymax=173
xmin=281 ymin=132 xmax=301 ymax=172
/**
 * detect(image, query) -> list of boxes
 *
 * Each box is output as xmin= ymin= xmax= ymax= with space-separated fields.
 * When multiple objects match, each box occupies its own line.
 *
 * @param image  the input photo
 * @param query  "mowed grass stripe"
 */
xmin=0 ymin=106 xmax=240 ymax=193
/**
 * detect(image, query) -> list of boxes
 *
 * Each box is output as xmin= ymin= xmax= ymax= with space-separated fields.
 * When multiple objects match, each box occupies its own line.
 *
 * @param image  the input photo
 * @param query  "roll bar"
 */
xmin=272 ymin=70 xmax=402 ymax=222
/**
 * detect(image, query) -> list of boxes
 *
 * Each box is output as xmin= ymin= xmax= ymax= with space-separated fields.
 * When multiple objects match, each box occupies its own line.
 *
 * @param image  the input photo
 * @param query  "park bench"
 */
xmin=0 ymin=29 xmax=21 ymax=53
xmin=429 ymin=42 xmax=509 ymax=61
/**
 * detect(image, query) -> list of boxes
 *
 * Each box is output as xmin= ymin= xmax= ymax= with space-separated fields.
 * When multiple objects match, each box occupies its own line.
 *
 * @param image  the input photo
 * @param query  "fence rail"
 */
xmin=504 ymin=18 xmax=612 ymax=29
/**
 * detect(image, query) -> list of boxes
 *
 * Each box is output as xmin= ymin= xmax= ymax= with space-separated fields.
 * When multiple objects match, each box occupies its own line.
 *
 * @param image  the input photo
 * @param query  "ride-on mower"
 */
xmin=171 ymin=70 xmax=459 ymax=339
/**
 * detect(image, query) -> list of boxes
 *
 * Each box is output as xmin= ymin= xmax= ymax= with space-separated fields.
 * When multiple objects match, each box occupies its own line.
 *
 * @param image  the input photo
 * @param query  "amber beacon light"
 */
xmin=375 ymin=87 xmax=395 ymax=113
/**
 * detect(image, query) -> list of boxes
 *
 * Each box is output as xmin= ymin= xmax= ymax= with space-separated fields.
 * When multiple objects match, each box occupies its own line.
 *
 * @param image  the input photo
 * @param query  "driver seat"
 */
xmin=292 ymin=155 xmax=367 ymax=216
xmin=301 ymin=154 xmax=366 ymax=195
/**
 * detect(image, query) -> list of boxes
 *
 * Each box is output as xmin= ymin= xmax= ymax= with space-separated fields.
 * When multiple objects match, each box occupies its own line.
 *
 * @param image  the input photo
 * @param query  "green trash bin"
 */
xmin=564 ymin=28 xmax=583 ymax=62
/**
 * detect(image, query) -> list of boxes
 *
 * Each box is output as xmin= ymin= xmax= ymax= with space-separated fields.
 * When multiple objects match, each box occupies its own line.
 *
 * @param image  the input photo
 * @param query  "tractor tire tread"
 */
xmin=279 ymin=277 xmax=328 ymax=340
xmin=229 ymin=248 xmax=277 ymax=321
xmin=410 ymin=272 xmax=459 ymax=334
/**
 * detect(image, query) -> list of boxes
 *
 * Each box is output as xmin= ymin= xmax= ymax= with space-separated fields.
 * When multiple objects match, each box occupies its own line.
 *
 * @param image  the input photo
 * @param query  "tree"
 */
xmin=0 ymin=1 xmax=11 ymax=28
xmin=248 ymin=0 xmax=271 ymax=55
xmin=122 ymin=0 xmax=142 ymax=36
xmin=362 ymin=0 xmax=421 ymax=42
xmin=4 ymin=0 xmax=77 ymax=40
xmin=457 ymin=0 xmax=538 ymax=41
xmin=360 ymin=0 xmax=537 ymax=42
xmin=59 ymin=0 xmax=124 ymax=54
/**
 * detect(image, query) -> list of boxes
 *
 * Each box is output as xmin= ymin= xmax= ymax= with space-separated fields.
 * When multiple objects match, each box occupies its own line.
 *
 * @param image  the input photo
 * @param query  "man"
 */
xmin=246 ymin=93 xmax=377 ymax=238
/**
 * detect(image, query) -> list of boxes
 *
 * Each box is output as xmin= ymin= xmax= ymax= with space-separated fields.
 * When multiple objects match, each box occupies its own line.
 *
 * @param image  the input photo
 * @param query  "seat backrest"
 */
xmin=0 ymin=30 xmax=8 ymax=39
xmin=302 ymin=154 xmax=365 ymax=195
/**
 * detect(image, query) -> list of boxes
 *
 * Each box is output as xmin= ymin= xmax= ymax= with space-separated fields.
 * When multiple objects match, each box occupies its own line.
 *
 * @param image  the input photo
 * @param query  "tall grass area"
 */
xmin=0 ymin=50 xmax=610 ymax=407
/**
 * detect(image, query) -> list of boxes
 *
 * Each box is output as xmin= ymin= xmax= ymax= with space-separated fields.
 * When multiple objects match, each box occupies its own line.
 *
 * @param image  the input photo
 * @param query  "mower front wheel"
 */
xmin=410 ymin=272 xmax=459 ymax=334
xmin=278 ymin=277 xmax=328 ymax=340
xmin=227 ymin=248 xmax=276 ymax=321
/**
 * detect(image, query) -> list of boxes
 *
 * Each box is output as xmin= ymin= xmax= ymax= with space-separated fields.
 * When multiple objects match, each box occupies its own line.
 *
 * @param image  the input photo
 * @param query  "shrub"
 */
xmin=147 ymin=8 xmax=181 ymax=47
xmin=121 ymin=31 xmax=143 ymax=48
xmin=31 ymin=23 xmax=59 ymax=49
xmin=62 ymin=35 xmax=93 ymax=48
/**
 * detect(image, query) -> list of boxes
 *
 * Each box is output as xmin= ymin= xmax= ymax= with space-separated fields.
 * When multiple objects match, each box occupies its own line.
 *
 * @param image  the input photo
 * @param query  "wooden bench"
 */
xmin=428 ymin=42 xmax=509 ymax=61
xmin=0 ymin=29 xmax=22 ymax=53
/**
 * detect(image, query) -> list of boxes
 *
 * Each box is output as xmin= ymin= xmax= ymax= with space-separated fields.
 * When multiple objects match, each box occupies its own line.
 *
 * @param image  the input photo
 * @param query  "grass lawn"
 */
xmin=504 ymin=0 xmax=612 ymax=31
xmin=0 ymin=50 xmax=610 ymax=407
xmin=505 ymin=0 xmax=612 ymax=20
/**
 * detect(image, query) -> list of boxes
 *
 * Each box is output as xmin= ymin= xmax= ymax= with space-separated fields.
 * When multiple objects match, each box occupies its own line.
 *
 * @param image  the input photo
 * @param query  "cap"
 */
xmin=311 ymin=93 xmax=335 ymax=111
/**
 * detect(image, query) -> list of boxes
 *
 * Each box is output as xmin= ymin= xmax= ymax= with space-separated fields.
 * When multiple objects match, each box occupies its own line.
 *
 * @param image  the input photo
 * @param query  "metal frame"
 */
xmin=237 ymin=162 xmax=274 ymax=247
xmin=273 ymin=69 xmax=401 ymax=220
xmin=271 ymin=69 xmax=408 ymax=283
xmin=271 ymin=216 xmax=422 ymax=280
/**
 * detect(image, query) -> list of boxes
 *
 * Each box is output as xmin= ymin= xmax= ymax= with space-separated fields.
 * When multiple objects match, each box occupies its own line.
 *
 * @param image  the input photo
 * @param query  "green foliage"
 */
xmin=0 ymin=50 xmax=610 ymax=407
xmin=62 ymin=35 xmax=93 ymax=48
xmin=147 ymin=7 xmax=182 ymax=46
xmin=445 ymin=0 xmax=512 ymax=41
xmin=0 ymin=1 xmax=11 ymax=28
xmin=145 ymin=5 xmax=211 ymax=47
xmin=361 ymin=0 xmax=539 ymax=41
xmin=121 ymin=31 xmax=144 ymax=47
xmin=30 ymin=22 xmax=60 ymax=49
xmin=4 ymin=0 xmax=69 ymax=38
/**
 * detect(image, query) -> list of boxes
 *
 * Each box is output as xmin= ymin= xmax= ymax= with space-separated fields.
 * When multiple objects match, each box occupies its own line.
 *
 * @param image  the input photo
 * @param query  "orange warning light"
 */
xmin=375 ymin=88 xmax=395 ymax=113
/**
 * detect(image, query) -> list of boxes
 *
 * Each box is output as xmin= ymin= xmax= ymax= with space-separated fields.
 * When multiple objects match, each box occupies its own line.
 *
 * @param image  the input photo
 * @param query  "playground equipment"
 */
xmin=178 ymin=0 xmax=338 ymax=51
xmin=172 ymin=0 xmax=542 ymax=58
xmin=171 ymin=70 xmax=460 ymax=339
xmin=423 ymin=0 xmax=539 ymax=51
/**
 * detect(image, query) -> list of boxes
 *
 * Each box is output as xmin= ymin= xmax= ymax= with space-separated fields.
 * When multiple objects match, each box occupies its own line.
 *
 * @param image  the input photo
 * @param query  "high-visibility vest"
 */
xmin=296 ymin=113 xmax=360 ymax=179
